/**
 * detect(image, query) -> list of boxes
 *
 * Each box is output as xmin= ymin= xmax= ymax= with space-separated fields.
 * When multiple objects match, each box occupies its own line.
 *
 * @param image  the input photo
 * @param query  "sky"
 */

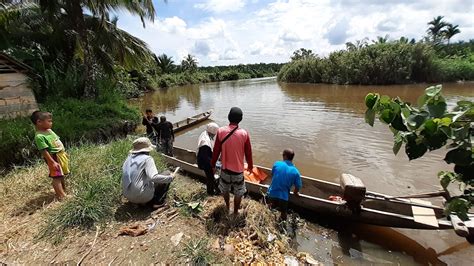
xmin=117 ymin=0 xmax=474 ymax=66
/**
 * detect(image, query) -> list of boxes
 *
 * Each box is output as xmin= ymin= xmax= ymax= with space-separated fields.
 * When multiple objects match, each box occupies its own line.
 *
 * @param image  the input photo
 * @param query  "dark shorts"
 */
xmin=268 ymin=196 xmax=288 ymax=214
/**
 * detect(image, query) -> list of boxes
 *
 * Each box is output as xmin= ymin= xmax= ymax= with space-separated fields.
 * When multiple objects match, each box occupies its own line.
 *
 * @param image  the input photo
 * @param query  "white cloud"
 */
xmin=194 ymin=0 xmax=246 ymax=13
xmin=219 ymin=49 xmax=243 ymax=60
xmin=118 ymin=0 xmax=474 ymax=65
xmin=191 ymin=40 xmax=213 ymax=56
xmin=187 ymin=18 xmax=227 ymax=39
xmin=152 ymin=16 xmax=187 ymax=34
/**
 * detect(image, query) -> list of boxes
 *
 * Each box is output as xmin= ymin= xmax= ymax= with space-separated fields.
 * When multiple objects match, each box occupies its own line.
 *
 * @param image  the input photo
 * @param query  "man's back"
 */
xmin=158 ymin=121 xmax=173 ymax=140
xmin=214 ymin=124 xmax=252 ymax=173
xmin=268 ymin=160 xmax=302 ymax=201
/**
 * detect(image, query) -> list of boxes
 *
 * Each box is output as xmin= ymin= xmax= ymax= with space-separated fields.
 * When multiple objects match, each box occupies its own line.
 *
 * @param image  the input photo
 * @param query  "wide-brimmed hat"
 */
xmin=206 ymin=122 xmax=219 ymax=135
xmin=130 ymin=137 xmax=156 ymax=153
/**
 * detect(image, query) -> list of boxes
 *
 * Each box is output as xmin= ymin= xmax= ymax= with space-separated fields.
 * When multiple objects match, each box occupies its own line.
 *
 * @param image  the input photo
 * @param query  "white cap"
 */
xmin=206 ymin=122 xmax=219 ymax=135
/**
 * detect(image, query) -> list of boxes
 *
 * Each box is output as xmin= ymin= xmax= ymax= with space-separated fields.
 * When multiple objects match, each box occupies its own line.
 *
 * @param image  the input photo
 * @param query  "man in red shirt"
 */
xmin=211 ymin=107 xmax=253 ymax=215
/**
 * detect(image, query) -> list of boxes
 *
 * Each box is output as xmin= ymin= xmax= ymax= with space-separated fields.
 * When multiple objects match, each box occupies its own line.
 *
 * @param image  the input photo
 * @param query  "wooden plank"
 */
xmin=411 ymin=199 xmax=439 ymax=228
xmin=0 ymin=73 xmax=27 ymax=82
xmin=0 ymin=85 xmax=35 ymax=98
xmin=0 ymin=102 xmax=37 ymax=113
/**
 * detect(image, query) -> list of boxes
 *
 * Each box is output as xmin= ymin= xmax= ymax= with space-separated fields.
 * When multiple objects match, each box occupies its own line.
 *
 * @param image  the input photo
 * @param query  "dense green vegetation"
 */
xmin=156 ymin=62 xmax=283 ymax=88
xmin=365 ymin=86 xmax=473 ymax=230
xmin=279 ymin=16 xmax=473 ymax=85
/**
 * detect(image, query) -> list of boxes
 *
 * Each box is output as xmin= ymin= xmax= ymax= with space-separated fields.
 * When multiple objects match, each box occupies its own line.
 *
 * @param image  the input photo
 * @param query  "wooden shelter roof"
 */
xmin=0 ymin=52 xmax=33 ymax=74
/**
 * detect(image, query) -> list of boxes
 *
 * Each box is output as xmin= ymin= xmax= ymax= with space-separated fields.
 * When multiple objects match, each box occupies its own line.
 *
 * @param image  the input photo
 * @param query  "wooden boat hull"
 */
xmin=172 ymin=110 xmax=212 ymax=133
xmin=162 ymin=146 xmax=454 ymax=230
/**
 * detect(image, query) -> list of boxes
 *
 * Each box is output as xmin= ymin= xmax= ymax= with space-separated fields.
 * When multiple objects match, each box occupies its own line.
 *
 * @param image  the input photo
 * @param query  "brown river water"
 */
xmin=130 ymin=78 xmax=474 ymax=265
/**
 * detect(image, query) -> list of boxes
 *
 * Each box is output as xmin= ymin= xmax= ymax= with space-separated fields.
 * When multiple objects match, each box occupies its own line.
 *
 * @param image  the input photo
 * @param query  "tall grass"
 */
xmin=36 ymin=138 xmax=166 ymax=243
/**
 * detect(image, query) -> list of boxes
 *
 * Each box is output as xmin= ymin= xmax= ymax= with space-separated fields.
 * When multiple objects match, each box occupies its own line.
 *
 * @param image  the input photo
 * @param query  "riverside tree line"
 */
xmin=278 ymin=16 xmax=474 ymax=85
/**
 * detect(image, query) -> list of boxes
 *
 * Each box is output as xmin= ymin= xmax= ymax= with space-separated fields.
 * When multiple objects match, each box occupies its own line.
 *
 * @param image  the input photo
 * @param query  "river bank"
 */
xmin=0 ymin=137 xmax=321 ymax=264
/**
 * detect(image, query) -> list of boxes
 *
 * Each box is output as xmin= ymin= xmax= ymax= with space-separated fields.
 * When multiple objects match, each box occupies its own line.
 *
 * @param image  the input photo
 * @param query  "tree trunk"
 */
xmin=66 ymin=1 xmax=97 ymax=99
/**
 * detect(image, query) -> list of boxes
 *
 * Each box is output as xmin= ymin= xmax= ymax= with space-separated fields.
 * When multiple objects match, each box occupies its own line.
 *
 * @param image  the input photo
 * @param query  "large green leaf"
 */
xmin=406 ymin=111 xmax=429 ymax=129
xmin=446 ymin=198 xmax=471 ymax=221
xmin=444 ymin=148 xmax=472 ymax=166
xmin=365 ymin=93 xmax=379 ymax=109
xmin=438 ymin=171 xmax=456 ymax=189
xmin=427 ymin=101 xmax=447 ymax=118
xmin=365 ymin=109 xmax=375 ymax=127
xmin=405 ymin=138 xmax=427 ymax=160
xmin=393 ymin=132 xmax=403 ymax=155
xmin=425 ymin=84 xmax=442 ymax=97
xmin=390 ymin=114 xmax=408 ymax=131
xmin=380 ymin=109 xmax=395 ymax=124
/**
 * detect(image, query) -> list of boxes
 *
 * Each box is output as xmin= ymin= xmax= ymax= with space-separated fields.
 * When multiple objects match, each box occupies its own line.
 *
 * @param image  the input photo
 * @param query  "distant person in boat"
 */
xmin=197 ymin=122 xmax=220 ymax=195
xmin=157 ymin=116 xmax=175 ymax=156
xmin=267 ymin=148 xmax=302 ymax=220
xmin=122 ymin=137 xmax=175 ymax=208
xmin=142 ymin=109 xmax=159 ymax=144
xmin=211 ymin=107 xmax=253 ymax=215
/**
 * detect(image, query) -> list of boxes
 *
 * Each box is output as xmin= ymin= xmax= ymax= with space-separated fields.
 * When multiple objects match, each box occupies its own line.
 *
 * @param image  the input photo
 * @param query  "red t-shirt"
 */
xmin=211 ymin=124 xmax=253 ymax=173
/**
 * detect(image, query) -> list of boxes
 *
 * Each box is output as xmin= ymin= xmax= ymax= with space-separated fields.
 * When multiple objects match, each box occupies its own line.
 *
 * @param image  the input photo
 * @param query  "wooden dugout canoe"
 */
xmin=162 ymin=146 xmax=474 ymax=232
xmin=172 ymin=110 xmax=213 ymax=133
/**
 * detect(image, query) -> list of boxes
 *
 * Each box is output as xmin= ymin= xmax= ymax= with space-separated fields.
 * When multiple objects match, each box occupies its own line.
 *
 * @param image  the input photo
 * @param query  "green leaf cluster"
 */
xmin=365 ymin=85 xmax=473 ymax=219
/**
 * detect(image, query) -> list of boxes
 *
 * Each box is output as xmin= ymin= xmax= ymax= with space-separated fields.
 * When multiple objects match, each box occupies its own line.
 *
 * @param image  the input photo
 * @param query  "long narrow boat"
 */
xmin=172 ymin=110 xmax=212 ymax=133
xmin=163 ymin=146 xmax=474 ymax=234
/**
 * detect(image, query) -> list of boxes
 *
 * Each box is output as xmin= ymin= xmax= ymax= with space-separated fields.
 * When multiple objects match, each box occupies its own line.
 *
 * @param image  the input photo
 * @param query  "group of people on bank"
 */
xmin=124 ymin=107 xmax=303 ymax=219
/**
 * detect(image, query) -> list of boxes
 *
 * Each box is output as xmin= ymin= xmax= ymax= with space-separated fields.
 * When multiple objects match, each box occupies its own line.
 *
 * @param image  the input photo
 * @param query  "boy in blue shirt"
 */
xmin=267 ymin=149 xmax=302 ymax=220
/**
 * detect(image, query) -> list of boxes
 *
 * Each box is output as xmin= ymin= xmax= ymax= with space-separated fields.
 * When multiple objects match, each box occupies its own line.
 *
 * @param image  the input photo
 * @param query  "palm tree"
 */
xmin=372 ymin=35 xmax=389 ymax=44
xmin=290 ymin=48 xmax=316 ymax=61
xmin=0 ymin=2 xmax=155 ymax=97
xmin=155 ymin=54 xmax=175 ymax=73
xmin=427 ymin=16 xmax=448 ymax=43
xmin=443 ymin=23 xmax=460 ymax=44
xmin=28 ymin=0 xmax=156 ymax=98
xmin=181 ymin=54 xmax=198 ymax=72
xmin=345 ymin=38 xmax=368 ymax=51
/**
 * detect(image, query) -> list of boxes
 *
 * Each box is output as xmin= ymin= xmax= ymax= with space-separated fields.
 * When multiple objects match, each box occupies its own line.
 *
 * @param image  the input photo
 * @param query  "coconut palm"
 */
xmin=0 ymin=1 xmax=155 ymax=97
xmin=372 ymin=35 xmax=389 ymax=44
xmin=345 ymin=38 xmax=368 ymax=51
xmin=26 ymin=0 xmax=156 ymax=98
xmin=181 ymin=54 xmax=198 ymax=72
xmin=427 ymin=16 xmax=447 ymax=43
xmin=443 ymin=23 xmax=460 ymax=44
xmin=155 ymin=54 xmax=175 ymax=73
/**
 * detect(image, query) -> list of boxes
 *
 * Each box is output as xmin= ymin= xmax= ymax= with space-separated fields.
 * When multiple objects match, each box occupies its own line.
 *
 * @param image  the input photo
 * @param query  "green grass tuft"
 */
xmin=180 ymin=238 xmax=213 ymax=265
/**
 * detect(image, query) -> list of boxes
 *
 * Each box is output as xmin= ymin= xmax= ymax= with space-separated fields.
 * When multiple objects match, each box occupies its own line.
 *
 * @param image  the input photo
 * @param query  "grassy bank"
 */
xmin=0 ymin=97 xmax=139 ymax=170
xmin=0 ymin=138 xmax=305 ymax=264
xmin=278 ymin=42 xmax=474 ymax=85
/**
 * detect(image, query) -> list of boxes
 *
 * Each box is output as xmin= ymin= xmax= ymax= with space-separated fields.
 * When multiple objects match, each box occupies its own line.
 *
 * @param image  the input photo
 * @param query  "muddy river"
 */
xmin=130 ymin=78 xmax=474 ymax=265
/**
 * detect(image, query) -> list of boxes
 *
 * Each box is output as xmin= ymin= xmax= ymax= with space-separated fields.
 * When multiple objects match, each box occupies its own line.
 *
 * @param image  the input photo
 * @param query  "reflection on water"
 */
xmin=130 ymin=78 xmax=474 ymax=265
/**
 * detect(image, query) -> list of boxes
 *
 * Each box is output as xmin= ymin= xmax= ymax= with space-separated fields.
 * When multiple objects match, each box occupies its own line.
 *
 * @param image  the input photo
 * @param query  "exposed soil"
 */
xmin=0 ymin=170 xmax=305 ymax=264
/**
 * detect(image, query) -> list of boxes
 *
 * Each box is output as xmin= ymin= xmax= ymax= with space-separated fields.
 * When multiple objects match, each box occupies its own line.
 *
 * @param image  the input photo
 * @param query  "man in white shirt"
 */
xmin=122 ymin=137 xmax=175 ymax=207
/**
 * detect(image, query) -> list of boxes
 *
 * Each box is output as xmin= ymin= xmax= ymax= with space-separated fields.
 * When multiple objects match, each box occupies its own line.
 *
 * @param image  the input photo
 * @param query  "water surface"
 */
xmin=130 ymin=78 xmax=474 ymax=265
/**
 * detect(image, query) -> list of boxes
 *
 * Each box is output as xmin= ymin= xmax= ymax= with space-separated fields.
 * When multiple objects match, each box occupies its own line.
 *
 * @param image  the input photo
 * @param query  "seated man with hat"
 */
xmin=122 ymin=137 xmax=175 ymax=207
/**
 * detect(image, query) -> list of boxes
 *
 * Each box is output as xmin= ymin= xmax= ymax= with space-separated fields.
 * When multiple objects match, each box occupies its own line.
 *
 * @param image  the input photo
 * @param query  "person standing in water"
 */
xmin=156 ymin=116 xmax=174 ymax=156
